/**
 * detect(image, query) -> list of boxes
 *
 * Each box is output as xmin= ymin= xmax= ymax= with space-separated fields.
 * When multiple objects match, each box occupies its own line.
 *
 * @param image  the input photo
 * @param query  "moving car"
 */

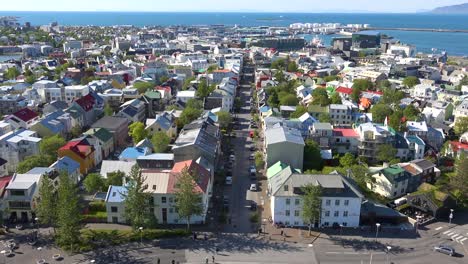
xmin=434 ymin=245 xmax=455 ymax=256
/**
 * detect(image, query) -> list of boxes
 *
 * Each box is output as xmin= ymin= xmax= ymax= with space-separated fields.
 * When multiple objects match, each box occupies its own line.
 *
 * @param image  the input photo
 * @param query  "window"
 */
xmin=294 ymin=210 xmax=300 ymax=217
xmin=152 ymin=185 xmax=157 ymax=190
xmin=325 ymin=199 xmax=331 ymax=206
xmin=343 ymin=211 xmax=348 ymax=217
xmin=285 ymin=210 xmax=290 ymax=216
xmin=344 ymin=200 xmax=349 ymax=206
xmin=169 ymin=208 xmax=174 ymax=213
xmin=295 ymin=199 xmax=300 ymax=205
xmin=294 ymin=221 xmax=299 ymax=226
xmin=169 ymin=197 xmax=173 ymax=203
xmin=335 ymin=200 xmax=340 ymax=206
xmin=342 ymin=222 xmax=348 ymax=227
xmin=285 ymin=198 xmax=290 ymax=205
xmin=285 ymin=221 xmax=290 ymax=226
xmin=161 ymin=197 xmax=167 ymax=203
xmin=334 ymin=211 xmax=339 ymax=217
xmin=324 ymin=222 xmax=329 ymax=226
xmin=111 ymin=206 xmax=118 ymax=213
xmin=284 ymin=185 xmax=289 ymax=191
xmin=325 ymin=211 xmax=330 ymax=217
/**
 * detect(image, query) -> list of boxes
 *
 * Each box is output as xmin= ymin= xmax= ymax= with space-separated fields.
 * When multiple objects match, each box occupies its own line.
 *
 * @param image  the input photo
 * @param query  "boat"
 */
xmin=311 ymin=35 xmax=325 ymax=48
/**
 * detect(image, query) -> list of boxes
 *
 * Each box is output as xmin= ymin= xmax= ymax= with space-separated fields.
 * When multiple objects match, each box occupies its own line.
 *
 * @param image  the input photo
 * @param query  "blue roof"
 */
xmin=105 ymin=185 xmax=128 ymax=203
xmin=260 ymin=105 xmax=270 ymax=113
xmin=52 ymin=156 xmax=80 ymax=175
xmin=407 ymin=135 xmax=425 ymax=146
xmin=122 ymin=106 xmax=138 ymax=117
xmin=119 ymin=147 xmax=149 ymax=160
xmin=355 ymin=31 xmax=381 ymax=36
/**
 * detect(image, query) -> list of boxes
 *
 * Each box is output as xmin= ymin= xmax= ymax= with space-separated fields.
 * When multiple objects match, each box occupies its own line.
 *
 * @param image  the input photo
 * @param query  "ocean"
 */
xmin=2 ymin=11 xmax=468 ymax=56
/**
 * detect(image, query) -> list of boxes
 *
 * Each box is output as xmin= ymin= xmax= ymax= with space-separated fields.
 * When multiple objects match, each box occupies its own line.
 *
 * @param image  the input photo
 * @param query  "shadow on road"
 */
xmin=328 ymin=236 xmax=413 ymax=254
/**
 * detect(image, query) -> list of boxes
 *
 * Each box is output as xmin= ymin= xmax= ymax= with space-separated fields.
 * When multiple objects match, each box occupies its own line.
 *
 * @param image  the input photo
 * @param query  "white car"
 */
xmin=249 ymin=184 xmax=257 ymax=191
xmin=229 ymin=154 xmax=236 ymax=161
xmin=225 ymin=176 xmax=233 ymax=185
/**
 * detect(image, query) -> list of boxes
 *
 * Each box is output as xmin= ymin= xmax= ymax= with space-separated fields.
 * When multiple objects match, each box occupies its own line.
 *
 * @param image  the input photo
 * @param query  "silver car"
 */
xmin=434 ymin=245 xmax=455 ymax=256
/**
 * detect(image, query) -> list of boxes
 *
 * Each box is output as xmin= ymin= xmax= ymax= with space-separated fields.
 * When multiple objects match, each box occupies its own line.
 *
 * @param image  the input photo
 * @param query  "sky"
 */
xmin=0 ymin=0 xmax=466 ymax=13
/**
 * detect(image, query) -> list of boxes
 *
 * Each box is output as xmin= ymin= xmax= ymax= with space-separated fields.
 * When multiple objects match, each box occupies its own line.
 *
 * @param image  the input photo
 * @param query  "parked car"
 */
xmin=250 ymin=202 xmax=257 ymax=211
xmin=250 ymin=145 xmax=256 ymax=151
xmin=249 ymin=183 xmax=257 ymax=191
xmin=434 ymin=245 xmax=455 ymax=256
xmin=249 ymin=154 xmax=255 ymax=160
xmin=229 ymin=154 xmax=236 ymax=161
xmin=225 ymin=176 xmax=233 ymax=185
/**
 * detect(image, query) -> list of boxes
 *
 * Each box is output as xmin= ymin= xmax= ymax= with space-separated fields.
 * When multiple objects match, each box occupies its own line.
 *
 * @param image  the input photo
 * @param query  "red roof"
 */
xmin=0 ymin=176 xmax=12 ymax=198
xmin=364 ymin=90 xmax=383 ymax=95
xmin=336 ymin=86 xmax=353 ymax=95
xmin=12 ymin=108 xmax=38 ymax=122
xmin=450 ymin=141 xmax=468 ymax=153
xmin=333 ymin=128 xmax=359 ymax=137
xmin=168 ymin=160 xmax=210 ymax=194
xmin=60 ymin=139 xmax=94 ymax=159
xmin=75 ymin=94 xmax=95 ymax=112
xmin=156 ymin=86 xmax=171 ymax=94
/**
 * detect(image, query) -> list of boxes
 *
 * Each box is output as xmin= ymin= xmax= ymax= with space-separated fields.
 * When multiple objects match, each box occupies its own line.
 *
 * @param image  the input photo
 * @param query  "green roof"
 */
xmin=382 ymin=165 xmax=405 ymax=176
xmin=308 ymin=105 xmax=329 ymax=113
xmin=84 ymin=128 xmax=113 ymax=143
xmin=266 ymin=161 xmax=301 ymax=179
xmin=144 ymin=90 xmax=161 ymax=99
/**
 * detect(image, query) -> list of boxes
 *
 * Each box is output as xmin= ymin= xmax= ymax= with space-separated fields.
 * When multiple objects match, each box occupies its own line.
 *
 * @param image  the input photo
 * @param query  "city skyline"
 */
xmin=0 ymin=0 xmax=466 ymax=13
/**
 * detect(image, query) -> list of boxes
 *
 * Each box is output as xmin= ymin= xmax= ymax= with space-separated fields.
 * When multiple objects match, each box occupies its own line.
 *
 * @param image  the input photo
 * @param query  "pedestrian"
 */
xmin=215 ymin=246 xmax=219 ymax=254
xmin=204 ymin=233 xmax=208 ymax=240
xmin=205 ymin=256 xmax=209 ymax=264
xmin=212 ymin=255 xmax=215 ymax=263
xmin=157 ymin=257 xmax=160 ymax=264
xmin=172 ymin=260 xmax=175 ymax=264
xmin=280 ymin=230 xmax=284 ymax=236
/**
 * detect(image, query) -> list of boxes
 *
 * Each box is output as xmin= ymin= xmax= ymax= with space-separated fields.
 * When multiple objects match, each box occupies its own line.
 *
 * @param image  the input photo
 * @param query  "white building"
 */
xmin=454 ymin=99 xmax=468 ymax=124
xmin=64 ymin=85 xmax=90 ymax=105
xmin=176 ymin=90 xmax=196 ymax=104
xmin=0 ymin=129 xmax=41 ymax=173
xmin=269 ymin=172 xmax=363 ymax=228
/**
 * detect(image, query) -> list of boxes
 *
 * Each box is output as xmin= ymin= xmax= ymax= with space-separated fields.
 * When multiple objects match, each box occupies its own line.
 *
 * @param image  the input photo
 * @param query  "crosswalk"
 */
xmin=442 ymin=230 xmax=468 ymax=244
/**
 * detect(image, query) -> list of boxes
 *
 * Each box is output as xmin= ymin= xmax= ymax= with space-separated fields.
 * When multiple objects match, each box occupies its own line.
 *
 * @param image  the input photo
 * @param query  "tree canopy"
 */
xmin=56 ymin=172 xmax=82 ymax=248
xmin=455 ymin=116 xmax=468 ymax=135
xmin=133 ymin=82 xmax=154 ymax=94
xmin=290 ymin=105 xmax=308 ymax=119
xmin=174 ymin=167 xmax=203 ymax=230
xmin=312 ymin=88 xmax=331 ymax=106
xmin=303 ymin=140 xmax=324 ymax=171
xmin=280 ymin=94 xmax=299 ymax=106
xmin=83 ymin=173 xmax=106 ymax=193
xmin=40 ymin=135 xmax=66 ymax=158
xmin=301 ymin=184 xmax=322 ymax=234
xmin=151 ymin=131 xmax=171 ymax=153
xmin=128 ymin=122 xmax=148 ymax=143
xmin=196 ymin=79 xmax=216 ymax=98
xmin=402 ymin=76 xmax=420 ymax=88
xmin=216 ymin=111 xmax=232 ymax=130
xmin=339 ymin=153 xmax=356 ymax=168
xmin=371 ymin=104 xmax=393 ymax=124
xmin=377 ymin=144 xmax=398 ymax=163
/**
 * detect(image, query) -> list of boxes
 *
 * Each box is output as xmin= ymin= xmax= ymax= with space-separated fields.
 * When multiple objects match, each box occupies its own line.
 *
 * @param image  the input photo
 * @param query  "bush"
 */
xmin=249 ymin=212 xmax=260 ymax=223
xmin=89 ymin=201 xmax=106 ymax=212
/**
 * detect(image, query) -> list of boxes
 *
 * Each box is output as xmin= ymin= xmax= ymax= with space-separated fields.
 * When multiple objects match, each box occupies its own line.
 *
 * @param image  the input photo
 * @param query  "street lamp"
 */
xmin=449 ymin=209 xmax=454 ymax=225
xmin=138 ymin=227 xmax=144 ymax=245
xmin=375 ymin=223 xmax=381 ymax=241
xmin=386 ymin=246 xmax=392 ymax=264
xmin=415 ymin=215 xmax=422 ymax=233
xmin=34 ymin=217 xmax=39 ymax=242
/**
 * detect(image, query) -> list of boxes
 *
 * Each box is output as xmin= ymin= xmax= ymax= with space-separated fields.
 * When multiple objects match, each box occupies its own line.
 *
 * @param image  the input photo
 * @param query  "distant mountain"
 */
xmin=431 ymin=2 xmax=468 ymax=14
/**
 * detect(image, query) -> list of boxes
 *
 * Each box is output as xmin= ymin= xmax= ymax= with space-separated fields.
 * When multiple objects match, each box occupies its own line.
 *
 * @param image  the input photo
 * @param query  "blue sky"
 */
xmin=1 ymin=0 xmax=466 ymax=12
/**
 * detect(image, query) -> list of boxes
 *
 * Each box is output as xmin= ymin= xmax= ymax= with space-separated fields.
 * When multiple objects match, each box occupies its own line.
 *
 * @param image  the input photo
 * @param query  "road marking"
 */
xmin=451 ymin=234 xmax=461 ymax=239
xmin=342 ymin=252 xmax=360 ymax=255
xmin=443 ymin=230 xmax=451 ymax=234
xmin=435 ymin=226 xmax=443 ymax=231
xmin=446 ymin=231 xmax=455 ymax=236
xmin=459 ymin=237 xmax=467 ymax=244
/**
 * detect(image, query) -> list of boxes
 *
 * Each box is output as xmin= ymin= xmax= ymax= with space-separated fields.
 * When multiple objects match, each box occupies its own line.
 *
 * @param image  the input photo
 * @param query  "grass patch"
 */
xmin=249 ymin=212 xmax=260 ymax=223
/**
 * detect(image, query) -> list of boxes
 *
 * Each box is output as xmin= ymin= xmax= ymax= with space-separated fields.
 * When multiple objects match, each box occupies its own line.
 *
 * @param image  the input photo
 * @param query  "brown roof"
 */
xmin=402 ymin=164 xmax=419 ymax=176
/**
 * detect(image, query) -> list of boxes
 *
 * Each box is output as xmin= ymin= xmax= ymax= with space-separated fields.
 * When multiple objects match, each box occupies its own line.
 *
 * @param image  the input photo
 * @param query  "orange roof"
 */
xmin=360 ymin=97 xmax=372 ymax=108
xmin=169 ymin=160 xmax=210 ymax=194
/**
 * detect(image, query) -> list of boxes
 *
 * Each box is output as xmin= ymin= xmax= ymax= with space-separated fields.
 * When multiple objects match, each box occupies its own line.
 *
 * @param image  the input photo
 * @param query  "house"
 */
xmin=50 ymin=156 xmax=81 ymax=184
xmin=310 ymin=123 xmax=333 ymax=148
xmin=119 ymin=147 xmax=150 ymax=161
xmin=0 ymin=129 xmax=41 ymax=173
xmin=176 ymin=90 xmax=196 ymax=104
xmin=297 ymin=113 xmax=317 ymax=138
xmin=307 ymin=105 xmax=329 ymax=120
xmin=454 ymin=99 xmax=468 ymax=124
xmin=4 ymin=172 xmax=42 ymax=222
xmin=137 ymin=153 xmax=175 ymax=170
xmin=58 ymin=138 xmax=95 ymax=174
xmin=406 ymin=183 xmax=456 ymax=218
xmin=269 ymin=172 xmax=363 ymax=227
xmin=6 ymin=108 xmax=39 ymax=129
xmin=0 ymin=175 xmax=12 ymax=215
xmin=30 ymin=110 xmax=72 ymax=138
xmin=332 ymin=128 xmax=359 ymax=154
xmin=395 ymin=133 xmax=425 ymax=161
xmin=172 ymin=118 xmax=220 ymax=164
xmin=0 ymin=158 xmax=8 ymax=177
xmin=446 ymin=140 xmax=468 ymax=158
xmin=145 ymin=111 xmax=178 ymax=138
xmin=83 ymin=128 xmax=114 ymax=160
xmin=369 ymin=165 xmax=408 ymax=199
xmin=0 ymin=94 xmax=27 ymax=116
xmin=0 ymin=121 xmax=12 ymax=136
xmin=65 ymin=104 xmax=85 ymax=128
xmin=91 ymin=116 xmax=129 ymax=147
xmin=142 ymin=90 xmax=163 ymax=118
xmin=356 ymin=123 xmax=395 ymax=163
xmin=116 ymin=98 xmax=146 ymax=123
xmin=406 ymin=121 xmax=428 ymax=140
xmin=264 ymin=126 xmax=305 ymax=170
xmin=100 ymin=160 xmax=136 ymax=179
xmin=71 ymin=94 xmax=100 ymax=127
xmin=64 ymin=85 xmax=89 ymax=105
xmin=105 ymin=185 xmax=128 ymax=223
xmin=329 ymin=104 xmax=353 ymax=126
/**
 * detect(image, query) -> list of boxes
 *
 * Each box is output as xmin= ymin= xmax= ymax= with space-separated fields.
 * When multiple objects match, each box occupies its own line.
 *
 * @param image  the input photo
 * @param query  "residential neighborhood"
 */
xmin=0 ymin=10 xmax=467 ymax=264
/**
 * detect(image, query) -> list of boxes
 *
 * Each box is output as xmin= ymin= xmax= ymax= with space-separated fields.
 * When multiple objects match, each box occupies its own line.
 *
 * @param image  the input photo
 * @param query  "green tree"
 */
xmin=377 ymin=144 xmax=397 ymax=163
xmin=124 ymin=164 xmax=157 ymax=229
xmin=312 ymin=88 xmax=331 ymax=106
xmin=254 ymin=151 xmax=265 ymax=170
xmin=318 ymin=113 xmax=331 ymax=123
xmin=70 ymin=125 xmax=82 ymax=138
xmin=454 ymin=116 xmax=468 ymax=135
xmin=216 ymin=111 xmax=232 ymax=130
xmin=128 ymin=122 xmax=148 ymax=143
xmin=450 ymin=157 xmax=468 ymax=203
xmin=351 ymin=87 xmax=361 ymax=103
xmin=271 ymin=58 xmax=286 ymax=70
xmin=290 ymin=105 xmax=308 ymax=119
xmin=304 ymin=140 xmax=324 ymax=171
xmin=151 ymin=131 xmax=171 ymax=153
xmin=353 ymin=79 xmax=373 ymax=91
xmin=83 ymin=173 xmax=106 ymax=193
xmin=4 ymin=67 xmax=20 ymax=80
xmin=36 ymin=175 xmax=57 ymax=229
xmin=389 ymin=108 xmax=405 ymax=132
xmin=17 ymin=155 xmax=51 ymax=173
xmin=330 ymin=93 xmax=342 ymax=104
xmin=280 ymin=94 xmax=298 ymax=106
xmin=186 ymin=99 xmax=203 ymax=109
xmin=106 ymin=171 xmax=125 ymax=187
xmin=182 ymin=76 xmax=196 ymax=90
xmin=381 ymin=88 xmax=404 ymax=106
xmin=104 ymin=103 xmax=113 ymax=116
xmin=287 ymin=61 xmax=298 ymax=72
xmin=178 ymin=108 xmax=203 ymax=128
xmin=348 ymin=164 xmax=372 ymax=188
xmin=403 ymin=104 xmax=420 ymax=121
xmin=206 ymin=65 xmax=217 ymax=73
xmin=40 ymin=135 xmax=66 ymax=158
xmin=174 ymin=167 xmax=203 ymax=230
xmin=377 ymin=80 xmax=392 ymax=90
xmin=371 ymin=104 xmax=393 ymax=124
xmin=402 ymin=76 xmax=420 ymax=88
xmin=274 ymin=70 xmax=286 ymax=83
xmin=301 ymin=184 xmax=322 ymax=235
xmin=133 ymin=82 xmax=154 ymax=94
xmin=56 ymin=172 xmax=82 ymax=249
xmin=25 ymin=75 xmax=36 ymax=84
xmin=324 ymin=75 xmax=339 ymax=82
xmin=159 ymin=75 xmax=169 ymax=84
xmin=267 ymin=90 xmax=279 ymax=108
xmin=196 ymin=79 xmax=215 ymax=98
xmin=339 ymin=153 xmax=356 ymax=168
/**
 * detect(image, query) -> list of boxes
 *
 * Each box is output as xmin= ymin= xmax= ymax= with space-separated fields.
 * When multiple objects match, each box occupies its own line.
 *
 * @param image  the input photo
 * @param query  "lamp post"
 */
xmin=449 ymin=209 xmax=454 ymax=225
xmin=415 ymin=215 xmax=422 ymax=234
xmin=375 ymin=223 xmax=381 ymax=241
xmin=138 ymin=227 xmax=144 ymax=245
xmin=386 ymin=246 xmax=392 ymax=264
xmin=34 ymin=217 xmax=39 ymax=242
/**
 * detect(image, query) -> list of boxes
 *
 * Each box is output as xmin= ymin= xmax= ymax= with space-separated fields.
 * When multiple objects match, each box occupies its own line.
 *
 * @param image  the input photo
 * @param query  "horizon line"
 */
xmin=0 ymin=10 xmax=434 ymax=14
